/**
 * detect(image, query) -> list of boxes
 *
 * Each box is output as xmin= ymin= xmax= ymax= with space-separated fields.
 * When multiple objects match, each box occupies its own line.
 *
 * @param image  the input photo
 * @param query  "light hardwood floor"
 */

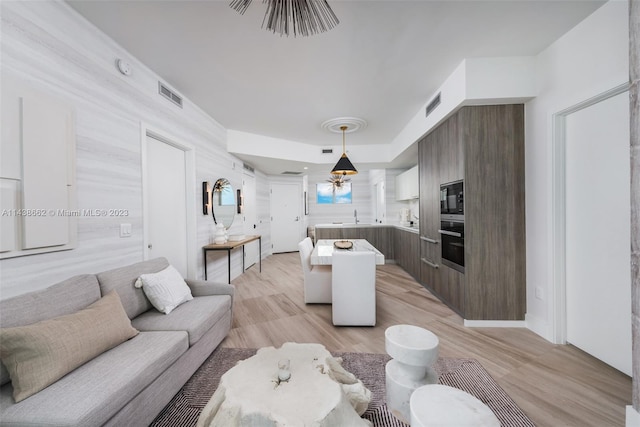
xmin=220 ymin=252 xmax=632 ymax=426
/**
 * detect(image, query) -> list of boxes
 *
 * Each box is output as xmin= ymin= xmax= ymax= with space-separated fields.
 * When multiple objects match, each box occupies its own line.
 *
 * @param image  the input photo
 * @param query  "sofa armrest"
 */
xmin=185 ymin=279 xmax=235 ymax=300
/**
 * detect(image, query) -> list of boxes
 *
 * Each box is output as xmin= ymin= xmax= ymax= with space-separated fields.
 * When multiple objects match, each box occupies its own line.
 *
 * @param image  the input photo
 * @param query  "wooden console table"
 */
xmin=203 ymin=235 xmax=261 ymax=283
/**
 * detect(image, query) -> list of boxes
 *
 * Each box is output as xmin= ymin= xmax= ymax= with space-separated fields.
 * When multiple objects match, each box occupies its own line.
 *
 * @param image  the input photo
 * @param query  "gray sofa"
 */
xmin=0 ymin=257 xmax=234 ymax=426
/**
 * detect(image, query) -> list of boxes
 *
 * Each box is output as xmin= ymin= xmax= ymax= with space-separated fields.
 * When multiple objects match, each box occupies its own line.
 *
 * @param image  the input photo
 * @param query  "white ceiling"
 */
xmin=67 ymin=0 xmax=604 ymax=175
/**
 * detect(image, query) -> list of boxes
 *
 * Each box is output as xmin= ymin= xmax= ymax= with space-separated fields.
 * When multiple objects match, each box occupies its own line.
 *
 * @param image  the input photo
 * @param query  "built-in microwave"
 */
xmin=440 ymin=180 xmax=464 ymax=216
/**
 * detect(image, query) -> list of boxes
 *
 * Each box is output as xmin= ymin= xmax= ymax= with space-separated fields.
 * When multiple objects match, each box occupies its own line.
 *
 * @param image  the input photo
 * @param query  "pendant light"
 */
xmin=331 ymin=125 xmax=358 ymax=176
xmin=229 ymin=0 xmax=339 ymax=37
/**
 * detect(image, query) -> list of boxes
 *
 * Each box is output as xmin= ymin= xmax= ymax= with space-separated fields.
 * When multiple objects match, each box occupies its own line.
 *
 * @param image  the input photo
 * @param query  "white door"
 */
xmin=243 ymin=172 xmax=259 ymax=269
xmin=565 ymin=91 xmax=631 ymax=375
xmin=270 ymin=183 xmax=302 ymax=253
xmin=375 ymin=181 xmax=385 ymax=223
xmin=145 ymin=135 xmax=188 ymax=277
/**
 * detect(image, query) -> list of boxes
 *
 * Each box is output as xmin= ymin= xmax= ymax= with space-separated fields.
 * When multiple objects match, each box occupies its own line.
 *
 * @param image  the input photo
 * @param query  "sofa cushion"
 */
xmin=96 ymin=257 xmax=169 ymax=319
xmin=0 ymin=331 xmax=188 ymax=427
xmin=0 ymin=274 xmax=101 ymax=386
xmin=131 ymin=295 xmax=231 ymax=346
xmin=0 ymin=291 xmax=139 ymax=402
xmin=135 ymin=265 xmax=193 ymax=314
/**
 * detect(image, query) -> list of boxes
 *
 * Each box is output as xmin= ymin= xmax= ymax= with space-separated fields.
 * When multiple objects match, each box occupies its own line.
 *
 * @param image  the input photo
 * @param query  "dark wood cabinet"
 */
xmin=315 ymin=226 xmax=395 ymax=259
xmin=315 ymin=227 xmax=343 ymax=240
xmin=394 ymin=228 xmax=420 ymax=280
xmin=461 ymin=105 xmax=526 ymax=320
xmin=418 ymin=119 xmax=443 ymax=295
xmin=417 ymin=105 xmax=525 ymax=320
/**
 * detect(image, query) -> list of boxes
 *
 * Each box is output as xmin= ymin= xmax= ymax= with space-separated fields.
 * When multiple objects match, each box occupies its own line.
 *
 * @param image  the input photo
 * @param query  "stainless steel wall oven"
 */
xmin=439 ymin=216 xmax=464 ymax=273
xmin=439 ymin=180 xmax=464 ymax=273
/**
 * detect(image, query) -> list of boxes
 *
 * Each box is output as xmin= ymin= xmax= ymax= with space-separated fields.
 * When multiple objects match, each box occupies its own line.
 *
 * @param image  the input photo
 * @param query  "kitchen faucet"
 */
xmin=354 ymin=209 xmax=359 ymax=224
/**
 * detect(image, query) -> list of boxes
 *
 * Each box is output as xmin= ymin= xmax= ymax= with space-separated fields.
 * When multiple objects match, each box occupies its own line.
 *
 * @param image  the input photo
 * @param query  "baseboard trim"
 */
xmin=627 ymin=406 xmax=640 ymax=427
xmin=463 ymin=320 xmax=527 ymax=328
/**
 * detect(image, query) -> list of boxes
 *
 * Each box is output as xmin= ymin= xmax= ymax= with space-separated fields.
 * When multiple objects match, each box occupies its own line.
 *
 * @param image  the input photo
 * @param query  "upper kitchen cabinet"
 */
xmin=395 ymin=165 xmax=419 ymax=201
xmin=418 ymin=104 xmax=525 ymax=321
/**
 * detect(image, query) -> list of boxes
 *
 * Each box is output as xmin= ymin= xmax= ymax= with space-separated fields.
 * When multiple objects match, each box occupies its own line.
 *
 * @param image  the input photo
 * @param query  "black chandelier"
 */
xmin=229 ymin=0 xmax=339 ymax=37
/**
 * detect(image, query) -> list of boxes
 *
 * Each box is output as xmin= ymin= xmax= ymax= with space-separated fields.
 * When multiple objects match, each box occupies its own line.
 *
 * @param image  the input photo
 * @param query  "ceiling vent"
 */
xmin=426 ymin=92 xmax=441 ymax=117
xmin=158 ymin=82 xmax=183 ymax=108
xmin=322 ymin=148 xmax=333 ymax=154
xmin=281 ymin=171 xmax=302 ymax=175
xmin=243 ymin=163 xmax=255 ymax=174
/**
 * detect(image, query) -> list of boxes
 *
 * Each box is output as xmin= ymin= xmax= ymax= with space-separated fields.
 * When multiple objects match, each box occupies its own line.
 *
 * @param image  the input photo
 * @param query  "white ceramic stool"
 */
xmin=385 ymin=325 xmax=439 ymax=424
xmin=410 ymin=384 xmax=500 ymax=427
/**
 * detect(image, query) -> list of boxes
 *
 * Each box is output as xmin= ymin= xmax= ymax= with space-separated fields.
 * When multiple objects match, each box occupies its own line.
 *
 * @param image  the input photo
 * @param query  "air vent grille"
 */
xmin=426 ymin=92 xmax=441 ymax=117
xmin=281 ymin=171 xmax=302 ymax=175
xmin=158 ymin=82 xmax=183 ymax=108
xmin=322 ymin=148 xmax=333 ymax=154
xmin=243 ymin=163 xmax=255 ymax=173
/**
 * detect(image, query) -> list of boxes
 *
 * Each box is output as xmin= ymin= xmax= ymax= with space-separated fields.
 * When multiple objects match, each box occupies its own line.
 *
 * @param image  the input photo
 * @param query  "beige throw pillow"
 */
xmin=0 ymin=290 xmax=138 ymax=402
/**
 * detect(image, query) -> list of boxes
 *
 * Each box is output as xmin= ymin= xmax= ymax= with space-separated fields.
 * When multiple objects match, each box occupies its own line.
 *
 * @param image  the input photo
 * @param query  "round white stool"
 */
xmin=410 ymin=384 xmax=500 ymax=427
xmin=385 ymin=325 xmax=439 ymax=424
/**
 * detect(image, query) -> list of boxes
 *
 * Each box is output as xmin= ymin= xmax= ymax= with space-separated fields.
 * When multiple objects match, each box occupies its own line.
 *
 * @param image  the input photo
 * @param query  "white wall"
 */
xmin=228 ymin=129 xmax=393 ymax=167
xmin=524 ymin=0 xmax=629 ymax=340
xmin=305 ymin=170 xmax=373 ymax=225
xmin=389 ymin=57 xmax=536 ymax=163
xmin=0 ymin=1 xmax=270 ymax=298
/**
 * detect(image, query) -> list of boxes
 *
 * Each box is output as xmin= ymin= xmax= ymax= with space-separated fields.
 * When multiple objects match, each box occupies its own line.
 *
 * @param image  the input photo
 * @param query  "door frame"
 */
xmin=269 ymin=181 xmax=302 ymax=253
xmin=140 ymin=123 xmax=197 ymax=279
xmin=550 ymin=82 xmax=630 ymax=344
xmin=242 ymin=169 xmax=259 ymax=269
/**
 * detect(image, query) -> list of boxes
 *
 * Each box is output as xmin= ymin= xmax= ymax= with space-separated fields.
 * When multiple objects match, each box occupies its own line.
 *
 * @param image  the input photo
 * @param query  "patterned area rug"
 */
xmin=151 ymin=347 xmax=535 ymax=427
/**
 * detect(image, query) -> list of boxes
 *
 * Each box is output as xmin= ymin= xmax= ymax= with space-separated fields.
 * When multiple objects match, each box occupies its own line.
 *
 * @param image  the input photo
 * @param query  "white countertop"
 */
xmin=311 ymin=239 xmax=386 ymax=265
xmin=314 ymin=223 xmax=419 ymax=234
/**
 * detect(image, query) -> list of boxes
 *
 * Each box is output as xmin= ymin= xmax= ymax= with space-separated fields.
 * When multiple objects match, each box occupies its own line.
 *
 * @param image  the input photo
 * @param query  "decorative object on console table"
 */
xmin=214 ymin=223 xmax=226 ymax=245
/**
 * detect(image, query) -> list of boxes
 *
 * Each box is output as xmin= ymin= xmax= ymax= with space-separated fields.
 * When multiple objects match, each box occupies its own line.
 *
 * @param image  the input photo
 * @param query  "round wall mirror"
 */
xmin=211 ymin=178 xmax=236 ymax=229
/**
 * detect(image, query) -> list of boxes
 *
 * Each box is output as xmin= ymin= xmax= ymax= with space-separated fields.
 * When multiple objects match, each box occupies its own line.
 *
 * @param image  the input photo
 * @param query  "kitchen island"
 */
xmin=313 ymin=223 xmax=420 ymax=280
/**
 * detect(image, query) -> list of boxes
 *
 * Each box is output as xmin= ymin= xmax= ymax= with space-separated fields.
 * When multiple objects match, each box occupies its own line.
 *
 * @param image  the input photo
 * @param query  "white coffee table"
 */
xmin=197 ymin=342 xmax=372 ymax=427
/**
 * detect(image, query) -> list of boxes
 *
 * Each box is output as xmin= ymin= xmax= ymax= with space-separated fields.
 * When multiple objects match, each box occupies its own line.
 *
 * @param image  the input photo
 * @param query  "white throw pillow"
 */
xmin=135 ymin=265 xmax=193 ymax=314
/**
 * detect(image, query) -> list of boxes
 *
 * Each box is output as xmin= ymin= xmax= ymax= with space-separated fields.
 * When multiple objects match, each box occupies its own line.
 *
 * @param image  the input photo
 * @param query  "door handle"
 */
xmin=421 ymin=258 xmax=439 ymax=268
xmin=420 ymin=236 xmax=438 ymax=244
xmin=438 ymin=230 xmax=462 ymax=238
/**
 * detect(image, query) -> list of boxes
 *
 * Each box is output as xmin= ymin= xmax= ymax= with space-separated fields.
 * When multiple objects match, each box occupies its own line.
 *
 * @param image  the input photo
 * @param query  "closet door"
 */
xmin=565 ymin=92 xmax=631 ymax=375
